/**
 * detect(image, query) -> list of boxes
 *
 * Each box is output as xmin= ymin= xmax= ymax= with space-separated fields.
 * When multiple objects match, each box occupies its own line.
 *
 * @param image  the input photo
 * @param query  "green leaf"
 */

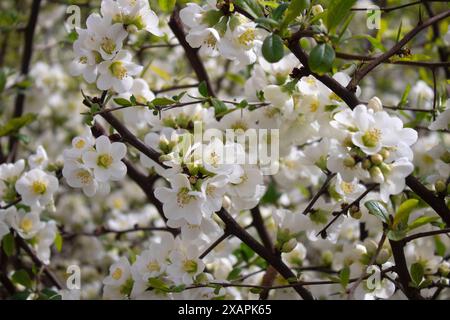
xmin=260 ymin=181 xmax=281 ymax=205
xmin=198 ymin=81 xmax=209 ymax=97
xmin=282 ymin=0 xmax=310 ymax=28
xmin=201 ymin=10 xmax=223 ymax=27
xmin=0 ymin=113 xmax=37 ymax=137
xmin=326 ymin=0 xmax=357 ymax=32
xmin=271 ymin=3 xmax=289 ymax=21
xmin=148 ymin=277 xmax=170 ymax=292
xmin=227 ymin=267 xmax=242 ymax=281
xmin=255 ymin=17 xmax=279 ymax=29
xmin=408 ymin=216 xmax=440 ymax=231
xmin=54 ymin=231 xmax=63 ymax=252
xmin=0 ymin=69 xmax=6 ymax=92
xmin=393 ymin=199 xmax=419 ymax=229
xmin=353 ymin=35 xmax=386 ymax=52
xmin=113 ymin=98 xmax=132 ymax=107
xmin=262 ymin=34 xmax=285 ymax=63
xmin=211 ymin=98 xmax=227 ymax=117
xmin=150 ymin=97 xmax=176 ymax=106
xmin=398 ymin=84 xmax=411 ymax=108
xmin=2 ymin=232 xmax=14 ymax=257
xmin=234 ymin=0 xmax=264 ymax=19
xmin=158 ymin=0 xmax=176 ymax=12
xmin=410 ymin=263 xmax=424 ymax=287
xmin=339 ymin=266 xmax=350 ymax=288
xmin=435 ymin=236 xmax=446 ymax=257
xmin=364 ymin=200 xmax=389 ymax=224
xmin=387 ymin=229 xmax=407 ymax=241
xmin=12 ymin=269 xmax=32 ymax=288
xmin=309 ymin=43 xmax=335 ymax=75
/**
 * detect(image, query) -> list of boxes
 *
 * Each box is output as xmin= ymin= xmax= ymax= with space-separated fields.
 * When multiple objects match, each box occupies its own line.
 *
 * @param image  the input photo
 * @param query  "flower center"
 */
xmin=31 ymin=180 xmax=47 ymax=195
xmin=112 ymin=267 xmax=123 ymax=280
xmin=20 ymin=217 xmax=33 ymax=233
xmin=177 ymin=187 xmax=193 ymax=207
xmin=109 ymin=61 xmax=127 ymax=80
xmin=101 ymin=37 xmax=116 ymax=55
xmin=79 ymin=56 xmax=88 ymax=64
xmin=183 ymin=260 xmax=198 ymax=274
xmin=362 ymin=129 xmax=381 ymax=148
xmin=76 ymin=170 xmax=93 ymax=185
xmin=310 ymin=99 xmax=320 ymax=112
xmin=340 ymin=181 xmax=354 ymax=194
xmin=74 ymin=139 xmax=86 ymax=149
xmin=237 ymin=29 xmax=255 ymax=46
xmin=147 ymin=261 xmax=161 ymax=272
xmin=204 ymin=34 xmax=217 ymax=48
xmin=97 ymin=154 xmax=113 ymax=168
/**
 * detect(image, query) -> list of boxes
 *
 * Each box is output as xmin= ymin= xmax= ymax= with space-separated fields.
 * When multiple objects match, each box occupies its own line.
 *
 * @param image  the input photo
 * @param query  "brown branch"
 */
xmin=168 ymin=8 xmax=215 ymax=97
xmin=389 ymin=239 xmax=424 ymax=299
xmin=403 ymin=228 xmax=450 ymax=243
xmin=301 ymin=173 xmax=336 ymax=215
xmin=335 ymin=51 xmax=450 ymax=68
xmin=15 ymin=235 xmax=63 ymax=290
xmin=8 ymin=0 xmax=42 ymax=162
xmin=405 ymin=175 xmax=450 ymax=226
xmin=216 ymin=208 xmax=314 ymax=300
xmin=347 ymin=9 xmax=450 ymax=90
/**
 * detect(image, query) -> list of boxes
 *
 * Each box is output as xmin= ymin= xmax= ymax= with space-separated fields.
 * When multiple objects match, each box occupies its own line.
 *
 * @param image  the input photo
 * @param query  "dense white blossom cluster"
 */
xmin=1 ymin=0 xmax=449 ymax=302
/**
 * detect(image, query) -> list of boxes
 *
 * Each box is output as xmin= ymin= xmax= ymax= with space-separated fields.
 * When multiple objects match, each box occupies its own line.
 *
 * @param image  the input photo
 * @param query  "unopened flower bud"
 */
xmin=364 ymin=239 xmax=378 ymax=254
xmin=343 ymin=156 xmax=356 ymax=168
xmin=376 ymin=248 xmax=390 ymax=264
xmin=370 ymin=154 xmax=383 ymax=165
xmin=440 ymin=151 xmax=450 ymax=164
xmin=322 ymin=250 xmax=333 ymax=266
xmin=370 ymin=166 xmax=384 ymax=183
xmin=368 ymin=96 xmax=383 ymax=112
xmin=281 ymin=238 xmax=298 ymax=253
xmin=126 ymin=24 xmax=138 ymax=33
xmin=435 ymin=180 xmax=447 ymax=193
xmin=189 ymin=175 xmax=198 ymax=185
xmin=380 ymin=149 xmax=390 ymax=160
xmin=349 ymin=205 xmax=361 ymax=219
xmin=312 ymin=4 xmax=324 ymax=15
xmin=362 ymin=158 xmax=372 ymax=170
xmin=379 ymin=163 xmax=392 ymax=175
xmin=343 ymin=136 xmax=354 ymax=147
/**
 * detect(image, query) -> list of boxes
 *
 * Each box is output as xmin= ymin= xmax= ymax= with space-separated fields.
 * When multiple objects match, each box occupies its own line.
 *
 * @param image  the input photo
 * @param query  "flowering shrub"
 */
xmin=0 ymin=0 xmax=449 ymax=301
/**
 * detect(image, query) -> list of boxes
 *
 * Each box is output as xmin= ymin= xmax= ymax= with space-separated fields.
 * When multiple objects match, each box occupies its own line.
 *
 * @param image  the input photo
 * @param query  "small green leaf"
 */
xmin=227 ymin=267 xmax=242 ymax=281
xmin=0 ymin=69 xmax=6 ymax=92
xmin=364 ymin=200 xmax=389 ymax=224
xmin=54 ymin=232 xmax=63 ymax=252
xmin=0 ymin=113 xmax=37 ymax=137
xmin=211 ymin=98 xmax=227 ymax=117
xmin=408 ymin=216 xmax=440 ymax=231
xmin=158 ymin=0 xmax=176 ymax=12
xmin=12 ymin=269 xmax=32 ymax=288
xmin=326 ymin=0 xmax=357 ymax=32
xmin=339 ymin=266 xmax=350 ymax=288
xmin=282 ymin=0 xmax=310 ymax=28
xmin=271 ymin=3 xmax=289 ymax=21
xmin=198 ymin=81 xmax=209 ymax=97
xmin=434 ymin=236 xmax=446 ymax=257
xmin=2 ymin=233 xmax=14 ymax=257
xmin=387 ymin=229 xmax=407 ymax=241
xmin=150 ymin=97 xmax=176 ymax=106
xmin=201 ymin=10 xmax=223 ymax=27
xmin=260 ymin=181 xmax=281 ymax=205
xmin=113 ymin=98 xmax=132 ymax=107
xmin=410 ymin=263 xmax=424 ymax=287
xmin=308 ymin=43 xmax=335 ymax=75
xmin=262 ymin=34 xmax=284 ymax=63
xmin=148 ymin=277 xmax=170 ymax=292
xmin=393 ymin=199 xmax=419 ymax=229
xmin=233 ymin=0 xmax=264 ymax=19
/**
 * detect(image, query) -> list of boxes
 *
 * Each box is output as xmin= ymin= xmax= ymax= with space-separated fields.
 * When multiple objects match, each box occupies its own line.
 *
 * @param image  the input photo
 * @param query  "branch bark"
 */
xmin=8 ymin=0 xmax=42 ymax=162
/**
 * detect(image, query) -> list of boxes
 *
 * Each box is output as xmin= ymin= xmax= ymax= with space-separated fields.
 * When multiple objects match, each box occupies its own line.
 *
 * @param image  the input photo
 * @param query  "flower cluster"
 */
xmin=70 ymin=0 xmax=161 ymax=93
xmin=62 ymin=133 xmax=127 ymax=197
xmin=180 ymin=1 xmax=264 ymax=68
xmin=0 ymin=146 xmax=59 ymax=264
